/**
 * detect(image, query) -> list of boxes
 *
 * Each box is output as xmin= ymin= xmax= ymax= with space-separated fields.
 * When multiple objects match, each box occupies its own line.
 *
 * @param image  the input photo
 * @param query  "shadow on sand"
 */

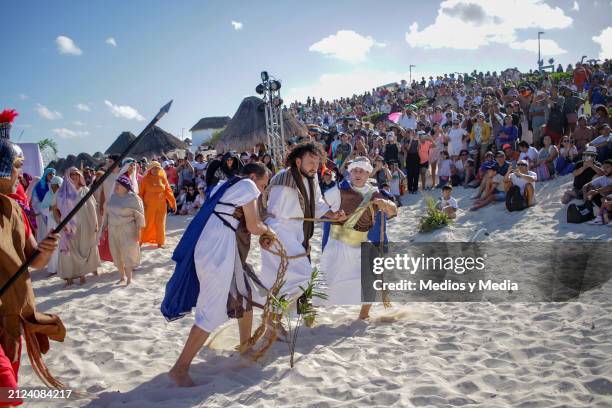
xmin=81 ymin=320 xmax=369 ymax=407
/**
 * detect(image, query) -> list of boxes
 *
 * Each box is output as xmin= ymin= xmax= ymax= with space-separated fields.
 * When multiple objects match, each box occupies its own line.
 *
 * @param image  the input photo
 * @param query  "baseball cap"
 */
xmin=517 ymin=159 xmax=529 ymax=166
xmin=502 ymin=143 xmax=512 ymax=150
xmin=584 ymin=146 xmax=597 ymax=154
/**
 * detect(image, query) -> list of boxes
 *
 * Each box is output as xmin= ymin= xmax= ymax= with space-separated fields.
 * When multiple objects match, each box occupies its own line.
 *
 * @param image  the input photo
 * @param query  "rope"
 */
xmin=238 ymin=236 xmax=290 ymax=361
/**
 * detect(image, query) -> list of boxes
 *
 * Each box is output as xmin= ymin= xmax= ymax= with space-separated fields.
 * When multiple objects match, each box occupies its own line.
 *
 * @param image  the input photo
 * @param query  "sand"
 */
xmin=22 ymin=174 xmax=612 ymax=407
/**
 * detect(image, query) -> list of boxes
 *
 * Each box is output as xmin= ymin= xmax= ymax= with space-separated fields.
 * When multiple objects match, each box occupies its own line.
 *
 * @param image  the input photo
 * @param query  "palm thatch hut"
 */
xmin=105 ymin=127 xmax=188 ymax=159
xmin=48 ymin=152 xmax=104 ymax=175
xmin=105 ymin=131 xmax=136 ymax=155
xmin=215 ymin=97 xmax=307 ymax=153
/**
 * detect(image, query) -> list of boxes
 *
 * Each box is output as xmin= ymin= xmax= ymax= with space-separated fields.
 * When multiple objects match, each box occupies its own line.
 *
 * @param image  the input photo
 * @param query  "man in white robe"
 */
xmin=321 ymin=157 xmax=397 ymax=319
xmin=260 ymin=142 xmax=344 ymax=302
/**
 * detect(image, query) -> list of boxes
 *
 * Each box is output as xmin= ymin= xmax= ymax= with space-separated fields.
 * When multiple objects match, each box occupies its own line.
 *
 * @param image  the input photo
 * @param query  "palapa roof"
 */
xmin=48 ymin=152 xmax=104 ymax=175
xmin=190 ymin=116 xmax=231 ymax=132
xmin=105 ymin=127 xmax=187 ymax=159
xmin=215 ymin=97 xmax=307 ymax=153
xmin=105 ymin=131 xmax=136 ymax=155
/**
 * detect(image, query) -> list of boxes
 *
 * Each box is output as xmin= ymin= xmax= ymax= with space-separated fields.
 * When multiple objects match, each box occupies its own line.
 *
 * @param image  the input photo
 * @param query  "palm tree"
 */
xmin=38 ymin=138 xmax=58 ymax=155
xmin=38 ymin=138 xmax=58 ymax=166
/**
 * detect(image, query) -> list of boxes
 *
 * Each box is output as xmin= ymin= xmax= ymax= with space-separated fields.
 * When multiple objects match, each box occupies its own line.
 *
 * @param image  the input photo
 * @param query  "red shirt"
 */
xmin=165 ymin=166 xmax=178 ymax=185
xmin=573 ymin=67 xmax=587 ymax=86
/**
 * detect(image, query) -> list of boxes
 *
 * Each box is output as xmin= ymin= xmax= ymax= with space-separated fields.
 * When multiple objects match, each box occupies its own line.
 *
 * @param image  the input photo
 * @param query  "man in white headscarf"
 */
xmin=320 ymin=156 xmax=397 ymax=319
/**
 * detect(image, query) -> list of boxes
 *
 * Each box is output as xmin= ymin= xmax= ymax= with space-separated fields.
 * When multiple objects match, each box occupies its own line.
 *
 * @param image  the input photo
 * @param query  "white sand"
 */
xmin=23 ymin=174 xmax=612 ymax=407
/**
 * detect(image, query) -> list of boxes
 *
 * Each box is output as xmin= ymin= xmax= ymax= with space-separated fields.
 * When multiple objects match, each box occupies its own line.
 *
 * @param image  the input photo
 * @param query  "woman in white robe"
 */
xmin=55 ymin=167 xmax=100 ymax=287
xmin=40 ymin=176 xmax=63 ymax=274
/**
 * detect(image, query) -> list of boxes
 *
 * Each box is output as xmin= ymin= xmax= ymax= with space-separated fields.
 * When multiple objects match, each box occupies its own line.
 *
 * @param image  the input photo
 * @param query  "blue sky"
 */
xmin=3 ymin=0 xmax=611 ymax=155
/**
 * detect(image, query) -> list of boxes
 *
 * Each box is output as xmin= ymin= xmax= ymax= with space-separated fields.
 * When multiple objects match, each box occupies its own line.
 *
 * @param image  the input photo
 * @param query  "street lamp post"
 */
xmin=537 ymin=31 xmax=545 ymax=72
xmin=409 ymin=64 xmax=416 ymax=84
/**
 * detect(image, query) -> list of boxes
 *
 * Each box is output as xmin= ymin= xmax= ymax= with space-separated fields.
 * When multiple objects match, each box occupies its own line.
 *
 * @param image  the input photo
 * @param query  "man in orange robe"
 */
xmin=139 ymin=161 xmax=176 ymax=248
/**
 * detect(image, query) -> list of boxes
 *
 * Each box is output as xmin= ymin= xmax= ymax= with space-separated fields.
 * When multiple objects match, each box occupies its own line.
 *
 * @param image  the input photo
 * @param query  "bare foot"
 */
xmin=157 ymin=245 xmax=165 ymax=249
xmin=126 ymin=278 xmax=132 ymax=286
xmin=118 ymin=278 xmax=126 ymax=284
xmin=358 ymin=313 xmax=370 ymax=320
xmin=63 ymin=279 xmax=73 ymax=288
xmin=79 ymin=276 xmax=86 ymax=285
xmin=92 ymin=271 xmax=99 ymax=276
xmin=169 ymin=367 xmax=195 ymax=387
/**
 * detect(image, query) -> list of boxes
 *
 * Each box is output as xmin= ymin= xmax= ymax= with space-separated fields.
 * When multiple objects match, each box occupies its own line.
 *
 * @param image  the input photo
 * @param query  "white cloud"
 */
xmin=285 ymin=69 xmax=431 ymax=103
xmin=309 ymin=30 xmax=386 ymax=63
xmin=572 ymin=1 xmax=580 ymax=11
xmin=231 ymin=21 xmax=243 ymax=30
xmin=509 ymin=39 xmax=567 ymax=55
xmin=76 ymin=103 xmax=91 ymax=112
xmin=592 ymin=27 xmax=612 ymax=60
xmin=55 ymin=35 xmax=82 ymax=55
xmin=73 ymin=121 xmax=85 ymax=126
xmin=105 ymin=37 xmax=117 ymax=47
xmin=36 ymin=103 xmax=62 ymax=120
xmin=18 ymin=93 xmax=28 ymax=100
xmin=104 ymin=100 xmax=145 ymax=121
xmin=405 ymin=0 xmax=572 ymax=51
xmin=52 ymin=128 xmax=89 ymax=139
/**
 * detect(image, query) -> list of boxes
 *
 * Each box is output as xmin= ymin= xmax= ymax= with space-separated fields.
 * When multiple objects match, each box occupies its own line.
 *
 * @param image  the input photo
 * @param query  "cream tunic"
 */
xmin=58 ymin=187 xmax=101 ymax=279
xmin=103 ymin=192 xmax=145 ymax=270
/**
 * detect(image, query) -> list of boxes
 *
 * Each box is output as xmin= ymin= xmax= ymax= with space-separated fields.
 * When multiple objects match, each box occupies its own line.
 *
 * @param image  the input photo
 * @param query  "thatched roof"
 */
xmin=48 ymin=152 xmax=104 ymax=175
xmin=190 ymin=116 xmax=231 ymax=132
xmin=131 ymin=126 xmax=187 ymax=158
xmin=215 ymin=97 xmax=307 ymax=153
xmin=104 ymin=127 xmax=187 ymax=159
xmin=105 ymin=131 xmax=136 ymax=155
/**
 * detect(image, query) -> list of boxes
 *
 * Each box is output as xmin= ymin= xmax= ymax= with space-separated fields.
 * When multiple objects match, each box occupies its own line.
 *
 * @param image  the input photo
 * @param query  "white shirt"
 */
xmin=438 ymin=196 xmax=458 ymax=209
xmin=518 ymin=146 xmax=539 ymax=163
xmin=192 ymin=161 xmax=207 ymax=172
xmin=447 ymin=128 xmax=468 ymax=155
xmin=510 ymin=171 xmax=537 ymax=195
xmin=399 ymin=114 xmax=417 ymax=130
xmin=590 ymin=175 xmax=612 ymax=189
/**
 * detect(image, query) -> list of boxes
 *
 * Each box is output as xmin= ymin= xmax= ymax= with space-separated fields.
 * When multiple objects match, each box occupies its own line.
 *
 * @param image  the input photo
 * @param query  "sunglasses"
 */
xmin=517 ymin=163 xmax=528 ymax=167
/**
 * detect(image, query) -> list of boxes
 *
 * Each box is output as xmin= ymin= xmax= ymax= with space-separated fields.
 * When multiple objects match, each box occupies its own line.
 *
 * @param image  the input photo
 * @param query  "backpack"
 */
xmin=566 ymin=202 xmax=595 ymax=223
xmin=505 ymin=185 xmax=527 ymax=212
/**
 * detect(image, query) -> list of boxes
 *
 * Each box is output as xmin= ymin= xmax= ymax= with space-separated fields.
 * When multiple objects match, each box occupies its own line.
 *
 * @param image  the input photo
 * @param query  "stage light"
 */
xmin=256 ymin=84 xmax=265 ymax=95
xmin=270 ymin=80 xmax=281 ymax=91
xmin=273 ymin=97 xmax=283 ymax=107
xmin=261 ymin=71 xmax=269 ymax=82
xmin=548 ymin=58 xmax=554 ymax=65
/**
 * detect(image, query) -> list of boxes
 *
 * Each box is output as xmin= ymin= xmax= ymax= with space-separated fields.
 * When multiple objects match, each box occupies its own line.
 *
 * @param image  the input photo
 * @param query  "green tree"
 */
xmin=38 ymin=138 xmax=58 ymax=155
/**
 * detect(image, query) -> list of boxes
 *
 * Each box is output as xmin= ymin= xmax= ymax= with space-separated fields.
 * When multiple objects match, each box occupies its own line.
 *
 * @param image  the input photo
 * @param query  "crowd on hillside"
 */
xmin=5 ymin=60 xmax=612 ymax=291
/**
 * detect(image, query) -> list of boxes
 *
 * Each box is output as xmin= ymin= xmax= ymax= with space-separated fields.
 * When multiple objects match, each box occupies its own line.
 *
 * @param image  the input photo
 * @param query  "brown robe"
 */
xmin=0 ymin=194 xmax=65 ymax=386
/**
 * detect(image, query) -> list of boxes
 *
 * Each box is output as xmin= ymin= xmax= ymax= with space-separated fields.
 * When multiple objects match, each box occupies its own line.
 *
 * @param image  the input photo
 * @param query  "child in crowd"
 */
xmin=389 ymin=161 xmax=406 ymax=200
xmin=436 ymin=150 xmax=452 ymax=188
xmin=436 ymin=185 xmax=458 ymax=219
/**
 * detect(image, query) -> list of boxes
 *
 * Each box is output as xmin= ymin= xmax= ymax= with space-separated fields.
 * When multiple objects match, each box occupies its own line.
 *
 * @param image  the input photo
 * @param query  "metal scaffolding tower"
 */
xmin=257 ymin=71 xmax=285 ymax=167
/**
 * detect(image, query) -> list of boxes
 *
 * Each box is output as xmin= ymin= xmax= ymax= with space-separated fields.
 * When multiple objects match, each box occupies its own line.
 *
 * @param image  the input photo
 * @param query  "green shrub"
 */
xmin=418 ymin=196 xmax=452 ymax=233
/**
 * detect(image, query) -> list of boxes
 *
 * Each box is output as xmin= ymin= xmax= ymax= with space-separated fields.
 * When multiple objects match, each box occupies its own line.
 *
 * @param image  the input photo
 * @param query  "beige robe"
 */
xmin=58 ymin=187 xmax=101 ymax=279
xmin=102 ymin=192 xmax=145 ymax=270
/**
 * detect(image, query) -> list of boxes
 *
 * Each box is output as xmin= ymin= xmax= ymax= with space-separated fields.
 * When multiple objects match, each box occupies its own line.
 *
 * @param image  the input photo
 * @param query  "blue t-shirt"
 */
xmin=494 ymin=161 xmax=510 ymax=176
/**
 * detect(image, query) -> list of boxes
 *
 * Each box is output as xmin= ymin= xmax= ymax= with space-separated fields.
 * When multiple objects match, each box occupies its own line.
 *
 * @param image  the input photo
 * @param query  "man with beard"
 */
xmin=260 ymin=142 xmax=345 ymax=310
xmin=320 ymin=157 xmax=397 ymax=320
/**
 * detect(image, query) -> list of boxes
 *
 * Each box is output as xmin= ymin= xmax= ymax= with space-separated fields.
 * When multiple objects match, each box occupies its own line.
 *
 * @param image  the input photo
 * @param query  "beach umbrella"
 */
xmin=388 ymin=112 xmax=402 ymax=124
xmin=0 ymin=100 xmax=173 ymax=300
